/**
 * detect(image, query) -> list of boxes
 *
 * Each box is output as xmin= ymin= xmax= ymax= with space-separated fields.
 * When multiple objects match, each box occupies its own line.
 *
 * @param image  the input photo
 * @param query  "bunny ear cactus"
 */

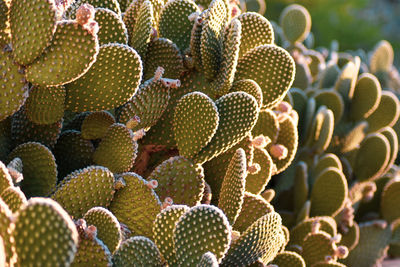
xmin=173 ymin=204 xmax=231 ymax=265
xmin=271 ymin=251 xmax=306 ymax=267
xmin=279 ymin=4 xmax=311 ymax=45
xmin=0 ymin=186 xmax=27 ymax=213
xmin=94 ymin=8 xmax=127 ymax=45
xmin=12 ymin=198 xmax=79 ymax=267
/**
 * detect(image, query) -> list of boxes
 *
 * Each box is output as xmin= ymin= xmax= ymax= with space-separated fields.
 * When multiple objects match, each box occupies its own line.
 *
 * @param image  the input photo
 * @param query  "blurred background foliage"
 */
xmin=243 ymin=0 xmax=400 ymax=66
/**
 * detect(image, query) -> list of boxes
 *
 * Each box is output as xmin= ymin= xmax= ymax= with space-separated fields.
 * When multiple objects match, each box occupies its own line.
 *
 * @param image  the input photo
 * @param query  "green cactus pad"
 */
xmin=197 ymin=252 xmax=219 ymax=267
xmin=0 ymin=199 xmax=13 ymax=265
xmin=251 ymin=109 xmax=279 ymax=142
xmin=293 ymin=161 xmax=308 ymax=214
xmin=148 ymin=156 xmax=205 ymax=206
xmin=211 ymin=19 xmax=241 ymax=96
xmin=66 ymin=0 xmax=121 ymax=18
xmin=109 ymin=172 xmax=161 ymax=239
xmin=233 ymin=192 xmax=274 ymax=233
xmin=304 ymin=106 xmax=334 ymax=154
xmin=271 ymin=251 xmax=306 ymax=267
xmin=83 ymin=207 xmax=122 ymax=253
xmin=235 ymin=45 xmax=295 ymax=108
xmin=10 ymin=0 xmax=57 ymax=66
xmin=71 ymin=223 xmax=112 ymax=267
xmin=334 ymin=59 xmax=360 ymax=100
xmin=313 ymin=89 xmax=344 ymax=124
xmin=369 ymin=40 xmax=394 ymax=73
xmin=279 ymin=4 xmax=311 ymax=44
xmin=235 ymin=12 xmax=274 ymax=58
xmin=193 ymin=91 xmax=259 ymax=164
xmin=128 ymin=0 xmax=153 ymax=58
xmin=81 ymin=111 xmax=116 ymax=140
xmin=25 ymin=85 xmax=66 ymax=125
xmin=93 ymin=123 xmax=137 ymax=173
xmin=65 ymin=43 xmax=142 ymax=112
xmin=313 ymin=153 xmax=342 ymax=178
xmin=301 ymin=231 xmax=337 ymax=266
xmin=0 ymin=0 xmax=9 ymax=45
xmin=51 ymin=166 xmax=115 ymax=218
xmin=8 ymin=142 xmax=57 ymax=197
xmin=289 ymin=217 xmax=337 ymax=246
xmin=349 ymin=73 xmax=381 ymax=121
xmin=231 ymin=79 xmax=263 ymax=108
xmin=174 ymin=204 xmax=231 ymax=265
xmin=0 ymin=186 xmax=26 ymax=213
xmin=153 ymin=204 xmax=190 ymax=265
xmin=221 ymin=212 xmax=284 ymax=266
xmin=218 ymin=148 xmax=246 ymax=225
xmin=190 ymin=12 xmax=204 ymax=71
xmin=310 ymin=167 xmax=348 ymax=217
xmin=353 ymin=133 xmax=390 ymax=181
xmin=269 ymin=114 xmax=298 ymax=174
xmin=26 ymin=20 xmax=99 ymax=86
xmin=0 ymin=47 xmax=29 ymax=121
xmin=366 ymin=91 xmax=400 ymax=133
xmin=246 ymin=147 xmax=273 ymax=195
xmin=174 ymin=92 xmax=219 ymax=158
xmin=339 ymin=222 xmax=360 ymax=251
xmin=11 ymin=107 xmax=62 ymax=148
xmin=381 ymin=180 xmax=400 ymax=223
xmin=112 ymin=236 xmax=162 ymax=267
xmin=12 ymin=198 xmax=78 ymax=267
xmin=144 ymin=38 xmax=184 ymax=81
xmin=200 ymin=0 xmax=227 ymax=79
xmin=53 ymin=130 xmax=95 ymax=179
xmin=95 ymin=8 xmax=127 ymax=45
xmin=342 ymin=220 xmax=392 ymax=267
xmin=0 ymin=118 xmax=12 ymax=162
xmin=62 ymin=111 xmax=91 ymax=132
xmin=118 ymin=78 xmax=171 ymax=132
xmin=159 ymin=0 xmax=199 ymax=52
xmin=379 ymin=127 xmax=398 ymax=173
xmin=0 ymin=161 xmax=12 ymax=195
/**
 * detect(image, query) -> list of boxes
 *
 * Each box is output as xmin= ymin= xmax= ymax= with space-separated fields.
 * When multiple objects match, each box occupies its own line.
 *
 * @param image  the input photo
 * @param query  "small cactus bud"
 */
xmin=114 ymin=177 xmax=126 ymax=190
xmin=269 ymin=144 xmax=288 ymax=160
xmin=161 ymin=78 xmax=181 ymax=88
xmin=7 ymin=157 xmax=23 ymax=183
xmin=276 ymin=101 xmax=292 ymax=114
xmin=188 ymin=12 xmax=199 ymax=22
xmin=146 ymin=180 xmax=158 ymax=189
xmin=311 ymin=220 xmax=321 ymax=234
xmin=362 ymin=182 xmax=377 ymax=202
xmin=231 ymin=230 xmax=241 ymax=242
xmin=154 ymin=67 xmax=165 ymax=81
xmin=335 ymin=245 xmax=349 ymax=259
xmin=86 ymin=225 xmax=97 ymax=240
xmin=247 ymin=163 xmax=261 ymax=174
xmin=330 ymin=234 xmax=342 ymax=244
xmin=76 ymin=4 xmax=95 ymax=26
xmin=162 ymin=197 xmax=173 ymax=209
xmin=252 ymin=135 xmax=270 ymax=148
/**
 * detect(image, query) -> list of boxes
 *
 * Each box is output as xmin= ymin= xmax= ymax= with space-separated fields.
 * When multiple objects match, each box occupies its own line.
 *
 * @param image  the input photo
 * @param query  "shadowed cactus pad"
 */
xmin=25 ymin=85 xmax=66 ymax=125
xmin=148 ymin=156 xmax=205 ymax=206
xmin=12 ymin=198 xmax=78 ymax=267
xmin=0 ymin=46 xmax=29 ymax=121
xmin=174 ymin=204 xmax=231 ymax=265
xmin=51 ymin=166 xmax=115 ymax=218
xmin=93 ymin=123 xmax=138 ymax=173
xmin=0 ymin=186 xmax=27 ymax=213
xmin=81 ymin=111 xmax=116 ymax=140
xmin=112 ymin=236 xmax=162 ymax=267
xmin=174 ymin=92 xmax=219 ymax=158
xmin=198 ymin=252 xmax=219 ymax=267
xmin=65 ymin=43 xmax=142 ymax=112
xmin=234 ymin=45 xmax=295 ymax=108
xmin=8 ymin=142 xmax=57 ymax=197
xmin=153 ymin=205 xmax=190 ymax=265
xmin=26 ymin=20 xmax=99 ymax=86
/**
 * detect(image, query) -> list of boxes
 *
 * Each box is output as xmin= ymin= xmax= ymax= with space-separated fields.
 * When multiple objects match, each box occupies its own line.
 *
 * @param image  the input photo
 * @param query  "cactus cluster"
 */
xmin=0 ymin=0 xmax=399 ymax=266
